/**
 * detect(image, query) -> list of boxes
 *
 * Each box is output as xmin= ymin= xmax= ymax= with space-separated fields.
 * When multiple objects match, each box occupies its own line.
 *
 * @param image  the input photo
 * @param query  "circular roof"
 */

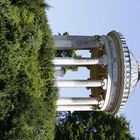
xmin=129 ymin=51 xmax=139 ymax=93
xmin=100 ymin=31 xmax=139 ymax=114
xmin=118 ymin=33 xmax=139 ymax=112
xmin=119 ymin=33 xmax=139 ymax=94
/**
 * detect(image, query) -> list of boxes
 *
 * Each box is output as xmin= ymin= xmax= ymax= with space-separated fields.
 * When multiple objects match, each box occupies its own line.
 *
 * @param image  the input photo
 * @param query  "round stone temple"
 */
xmin=53 ymin=31 xmax=140 ymax=114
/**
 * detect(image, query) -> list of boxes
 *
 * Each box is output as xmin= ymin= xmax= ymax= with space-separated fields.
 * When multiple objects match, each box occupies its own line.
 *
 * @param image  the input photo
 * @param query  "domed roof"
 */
xmin=129 ymin=51 xmax=139 ymax=93
xmin=117 ymin=33 xmax=139 ymax=112
xmin=101 ymin=31 xmax=140 ymax=114
xmin=119 ymin=33 xmax=139 ymax=95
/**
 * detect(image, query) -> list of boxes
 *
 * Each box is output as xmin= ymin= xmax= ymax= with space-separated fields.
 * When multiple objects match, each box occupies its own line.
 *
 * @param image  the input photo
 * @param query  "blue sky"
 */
xmin=47 ymin=0 xmax=140 ymax=138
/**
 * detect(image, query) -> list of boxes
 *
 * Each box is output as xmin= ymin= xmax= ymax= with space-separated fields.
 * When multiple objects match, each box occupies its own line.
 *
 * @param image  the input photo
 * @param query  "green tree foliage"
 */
xmin=0 ymin=0 xmax=57 ymax=139
xmin=55 ymin=112 xmax=135 ymax=140
xmin=55 ymin=32 xmax=78 ymax=74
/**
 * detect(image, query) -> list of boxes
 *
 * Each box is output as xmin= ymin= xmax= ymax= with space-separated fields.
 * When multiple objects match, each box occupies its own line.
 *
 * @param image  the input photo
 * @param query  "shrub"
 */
xmin=0 ymin=0 xmax=57 ymax=139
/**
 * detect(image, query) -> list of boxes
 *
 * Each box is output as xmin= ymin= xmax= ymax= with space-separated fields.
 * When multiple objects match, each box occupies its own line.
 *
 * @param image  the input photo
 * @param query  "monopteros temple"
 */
xmin=53 ymin=31 xmax=140 ymax=114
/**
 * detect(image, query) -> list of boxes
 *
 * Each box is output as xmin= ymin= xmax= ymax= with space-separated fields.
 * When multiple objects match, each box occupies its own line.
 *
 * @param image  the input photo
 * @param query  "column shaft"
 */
xmin=54 ymin=69 xmax=65 ymax=77
xmin=53 ymin=35 xmax=104 ymax=50
xmin=56 ymin=80 xmax=103 ymax=88
xmin=57 ymin=97 xmax=99 ymax=105
xmin=54 ymin=57 xmax=101 ymax=66
xmin=57 ymin=105 xmax=93 ymax=111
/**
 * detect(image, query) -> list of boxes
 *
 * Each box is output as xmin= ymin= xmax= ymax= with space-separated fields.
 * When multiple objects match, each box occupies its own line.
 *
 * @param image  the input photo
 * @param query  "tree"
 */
xmin=55 ymin=112 xmax=135 ymax=140
xmin=0 ymin=0 xmax=56 ymax=139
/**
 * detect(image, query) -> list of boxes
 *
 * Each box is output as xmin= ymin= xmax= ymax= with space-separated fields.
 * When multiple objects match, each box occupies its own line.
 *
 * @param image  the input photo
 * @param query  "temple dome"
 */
xmin=129 ymin=51 xmax=139 ymax=94
xmin=104 ymin=31 xmax=140 ymax=114
xmin=117 ymin=32 xmax=140 ymax=112
xmin=119 ymin=33 xmax=139 ymax=95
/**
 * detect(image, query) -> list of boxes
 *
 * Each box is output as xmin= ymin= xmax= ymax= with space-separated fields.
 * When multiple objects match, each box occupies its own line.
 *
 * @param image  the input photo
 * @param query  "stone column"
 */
xmin=56 ymin=80 xmax=105 ymax=88
xmin=53 ymin=35 xmax=104 ymax=50
xmin=57 ymin=97 xmax=99 ymax=106
xmin=54 ymin=55 xmax=107 ymax=66
xmin=57 ymin=105 xmax=93 ymax=111
xmin=54 ymin=69 xmax=65 ymax=77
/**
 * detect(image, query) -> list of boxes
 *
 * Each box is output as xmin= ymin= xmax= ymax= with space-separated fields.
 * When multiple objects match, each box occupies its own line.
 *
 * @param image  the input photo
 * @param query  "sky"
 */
xmin=47 ymin=0 xmax=140 ymax=138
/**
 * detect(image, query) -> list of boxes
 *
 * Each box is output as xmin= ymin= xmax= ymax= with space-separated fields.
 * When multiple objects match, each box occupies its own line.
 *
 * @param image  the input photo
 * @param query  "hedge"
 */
xmin=0 ymin=0 xmax=57 ymax=139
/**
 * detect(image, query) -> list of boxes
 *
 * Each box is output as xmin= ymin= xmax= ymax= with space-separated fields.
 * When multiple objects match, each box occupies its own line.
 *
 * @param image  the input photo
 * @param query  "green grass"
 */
xmin=0 ymin=0 xmax=57 ymax=139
